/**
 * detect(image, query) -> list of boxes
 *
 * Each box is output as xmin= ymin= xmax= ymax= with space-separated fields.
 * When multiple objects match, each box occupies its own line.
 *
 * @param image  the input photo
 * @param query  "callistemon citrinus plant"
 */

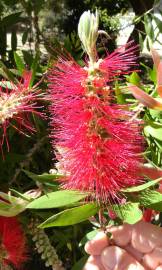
xmin=48 ymin=11 xmax=145 ymax=203
xmin=0 ymin=216 xmax=27 ymax=269
xmin=0 ymin=71 xmax=43 ymax=151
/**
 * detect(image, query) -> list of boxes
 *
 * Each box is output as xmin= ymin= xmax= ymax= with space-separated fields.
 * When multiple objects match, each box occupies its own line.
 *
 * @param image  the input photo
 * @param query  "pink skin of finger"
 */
xmin=85 ymin=231 xmax=109 ymax=256
xmin=84 ymin=228 xmax=144 ymax=270
xmin=131 ymin=221 xmax=162 ymax=253
xmin=143 ymin=246 xmax=162 ymax=270
xmin=125 ymin=244 xmax=143 ymax=262
xmin=83 ymin=255 xmax=108 ymax=270
xmin=101 ymin=246 xmax=145 ymax=270
xmin=84 ymin=222 xmax=162 ymax=270
xmin=107 ymin=223 xmax=132 ymax=247
xmin=156 ymin=266 xmax=162 ymax=270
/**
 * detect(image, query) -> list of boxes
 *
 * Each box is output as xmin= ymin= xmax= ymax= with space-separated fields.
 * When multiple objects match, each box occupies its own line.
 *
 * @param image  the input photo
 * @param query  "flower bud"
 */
xmin=78 ymin=10 xmax=99 ymax=64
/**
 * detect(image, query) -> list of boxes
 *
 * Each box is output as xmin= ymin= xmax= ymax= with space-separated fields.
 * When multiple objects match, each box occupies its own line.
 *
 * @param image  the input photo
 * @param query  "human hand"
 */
xmin=83 ymin=221 xmax=162 ymax=270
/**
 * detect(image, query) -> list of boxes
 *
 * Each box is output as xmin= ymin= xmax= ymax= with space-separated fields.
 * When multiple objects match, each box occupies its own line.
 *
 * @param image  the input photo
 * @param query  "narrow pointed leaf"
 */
xmin=39 ymin=203 xmax=98 ymax=228
xmin=128 ymin=84 xmax=162 ymax=109
xmin=23 ymin=169 xmax=62 ymax=184
xmin=122 ymin=177 xmax=162 ymax=193
xmin=128 ymin=72 xmax=141 ymax=86
xmin=14 ymin=52 xmax=25 ymax=75
xmin=26 ymin=190 xmax=88 ymax=209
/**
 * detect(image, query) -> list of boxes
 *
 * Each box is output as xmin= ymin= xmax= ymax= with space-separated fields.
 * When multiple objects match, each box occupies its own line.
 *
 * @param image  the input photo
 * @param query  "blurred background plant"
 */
xmin=1 ymin=0 xmax=162 ymax=270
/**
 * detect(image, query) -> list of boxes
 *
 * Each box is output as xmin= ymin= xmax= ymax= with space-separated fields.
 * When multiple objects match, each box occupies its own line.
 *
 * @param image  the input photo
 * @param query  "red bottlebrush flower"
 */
xmin=99 ymin=41 xmax=139 ymax=80
xmin=0 ymin=71 xmax=43 ymax=151
xmin=0 ymin=216 xmax=27 ymax=269
xmin=48 ymin=44 xmax=144 ymax=203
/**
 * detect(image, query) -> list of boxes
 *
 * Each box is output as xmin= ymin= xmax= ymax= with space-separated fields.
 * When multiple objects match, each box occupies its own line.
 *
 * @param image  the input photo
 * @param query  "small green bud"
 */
xmin=78 ymin=10 xmax=99 ymax=64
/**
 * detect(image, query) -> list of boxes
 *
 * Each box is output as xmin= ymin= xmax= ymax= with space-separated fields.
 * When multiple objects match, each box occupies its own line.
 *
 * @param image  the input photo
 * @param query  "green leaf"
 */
xmin=9 ymin=189 xmax=31 ymax=201
xmin=149 ymin=66 xmax=157 ymax=84
xmin=0 ymin=61 xmax=18 ymax=83
xmin=114 ymin=81 xmax=125 ymax=104
xmin=2 ymin=12 xmax=23 ymax=27
xmin=137 ymin=189 xmax=162 ymax=211
xmin=14 ymin=52 xmax=25 ymax=75
xmin=122 ymin=178 xmax=162 ymax=193
xmin=154 ymin=16 xmax=162 ymax=33
xmin=127 ymin=72 xmax=141 ymax=86
xmin=79 ymin=229 xmax=98 ymax=247
xmin=0 ymin=201 xmax=11 ymax=211
xmin=144 ymin=14 xmax=154 ymax=40
xmin=0 ymin=192 xmax=28 ymax=216
xmin=144 ymin=124 xmax=162 ymax=141
xmin=11 ymin=30 xmax=17 ymax=51
xmin=112 ymin=203 xmax=142 ymax=224
xmin=23 ymin=169 xmax=62 ymax=184
xmin=26 ymin=190 xmax=88 ymax=209
xmin=140 ymin=63 xmax=156 ymax=84
xmin=22 ymin=29 xmax=29 ymax=45
xmin=22 ymin=50 xmax=33 ymax=66
xmin=39 ymin=203 xmax=98 ymax=228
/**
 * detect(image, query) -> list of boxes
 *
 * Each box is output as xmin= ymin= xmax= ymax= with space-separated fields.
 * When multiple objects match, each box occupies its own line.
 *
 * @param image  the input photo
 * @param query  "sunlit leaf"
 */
xmin=26 ymin=190 xmax=88 ymax=209
xmin=39 ymin=203 xmax=98 ymax=228
xmin=136 ymin=189 xmax=162 ymax=211
xmin=112 ymin=203 xmax=142 ymax=224
xmin=14 ymin=52 xmax=25 ymax=75
xmin=122 ymin=178 xmax=162 ymax=192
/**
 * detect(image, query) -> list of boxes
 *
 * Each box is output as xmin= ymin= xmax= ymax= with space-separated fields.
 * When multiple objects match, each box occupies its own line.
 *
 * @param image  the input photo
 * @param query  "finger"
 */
xmin=85 ymin=231 xmax=109 ymax=255
xmin=156 ymin=266 xmax=162 ymax=270
xmin=125 ymin=244 xmax=143 ymax=262
xmin=101 ymin=246 xmax=145 ymax=270
xmin=143 ymin=246 xmax=162 ymax=269
xmin=107 ymin=223 xmax=132 ymax=247
xmin=83 ymin=255 xmax=108 ymax=270
xmin=132 ymin=221 xmax=162 ymax=253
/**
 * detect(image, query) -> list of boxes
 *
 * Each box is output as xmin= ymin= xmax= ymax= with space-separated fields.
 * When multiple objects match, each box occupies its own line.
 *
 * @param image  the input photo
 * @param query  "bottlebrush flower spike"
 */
xmin=48 ymin=11 xmax=144 ymax=203
xmin=0 ymin=216 xmax=27 ymax=269
xmin=0 ymin=71 xmax=43 ymax=150
xmin=128 ymin=48 xmax=162 ymax=109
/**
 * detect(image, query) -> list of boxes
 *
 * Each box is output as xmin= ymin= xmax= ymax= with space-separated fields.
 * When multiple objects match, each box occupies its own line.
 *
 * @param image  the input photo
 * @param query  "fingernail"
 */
xmin=101 ymin=246 xmax=125 ymax=269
